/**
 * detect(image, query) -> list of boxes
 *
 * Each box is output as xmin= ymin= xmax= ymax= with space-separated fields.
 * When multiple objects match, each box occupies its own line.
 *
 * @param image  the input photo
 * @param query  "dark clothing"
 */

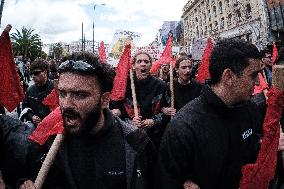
xmin=22 ymin=80 xmax=54 ymax=122
xmin=27 ymin=109 xmax=156 ymax=189
xmin=110 ymin=75 xmax=168 ymax=147
xmin=156 ymin=85 xmax=262 ymax=189
xmin=0 ymin=115 xmax=34 ymax=188
xmin=166 ymin=79 xmax=202 ymax=111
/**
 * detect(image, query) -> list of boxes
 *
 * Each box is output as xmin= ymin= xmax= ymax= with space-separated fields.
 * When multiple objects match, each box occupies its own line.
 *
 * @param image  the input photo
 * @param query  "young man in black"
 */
xmin=20 ymin=52 xmax=156 ymax=189
xmin=162 ymin=57 xmax=202 ymax=117
xmin=156 ymin=39 xmax=264 ymax=189
xmin=111 ymin=52 xmax=168 ymax=148
xmin=21 ymin=60 xmax=54 ymax=126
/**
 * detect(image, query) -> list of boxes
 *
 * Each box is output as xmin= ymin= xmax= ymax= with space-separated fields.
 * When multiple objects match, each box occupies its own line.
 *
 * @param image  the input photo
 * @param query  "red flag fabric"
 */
xmin=195 ymin=37 xmax=213 ymax=84
xmin=272 ymin=42 xmax=278 ymax=65
xmin=42 ymin=89 xmax=59 ymax=111
xmin=240 ymin=87 xmax=284 ymax=189
xmin=29 ymin=106 xmax=64 ymax=145
xmin=150 ymin=35 xmax=173 ymax=75
xmin=253 ymin=73 xmax=268 ymax=95
xmin=110 ymin=44 xmax=131 ymax=101
xmin=99 ymin=41 xmax=107 ymax=63
xmin=160 ymin=35 xmax=173 ymax=64
xmin=150 ymin=60 xmax=163 ymax=75
xmin=0 ymin=30 xmax=24 ymax=112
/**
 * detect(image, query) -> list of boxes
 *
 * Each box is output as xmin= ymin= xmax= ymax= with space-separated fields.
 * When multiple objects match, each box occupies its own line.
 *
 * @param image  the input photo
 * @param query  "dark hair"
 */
xmin=175 ymin=57 xmax=191 ymax=69
xmin=209 ymin=38 xmax=261 ymax=85
xmin=30 ymin=59 xmax=49 ymax=72
xmin=259 ymin=48 xmax=271 ymax=58
xmin=132 ymin=51 xmax=152 ymax=64
xmin=60 ymin=52 xmax=115 ymax=92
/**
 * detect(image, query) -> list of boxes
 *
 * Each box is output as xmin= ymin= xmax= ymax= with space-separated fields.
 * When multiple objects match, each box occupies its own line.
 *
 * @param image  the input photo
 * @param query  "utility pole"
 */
xmin=0 ymin=0 xmax=5 ymax=28
xmin=81 ymin=23 xmax=84 ymax=51
xmin=93 ymin=4 xmax=106 ymax=53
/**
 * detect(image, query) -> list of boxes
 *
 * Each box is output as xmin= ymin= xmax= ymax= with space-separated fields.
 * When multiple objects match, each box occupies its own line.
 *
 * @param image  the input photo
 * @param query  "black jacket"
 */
xmin=165 ymin=79 xmax=202 ymax=111
xmin=22 ymin=80 xmax=54 ymax=122
xmin=0 ymin=115 xmax=34 ymax=188
xmin=156 ymin=86 xmax=262 ymax=189
xmin=26 ymin=109 xmax=157 ymax=189
xmin=110 ymin=75 xmax=168 ymax=148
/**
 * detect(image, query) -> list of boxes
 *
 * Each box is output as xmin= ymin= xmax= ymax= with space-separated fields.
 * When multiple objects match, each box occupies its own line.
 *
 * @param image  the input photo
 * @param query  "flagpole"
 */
xmin=169 ymin=62 xmax=174 ymax=112
xmin=272 ymin=65 xmax=284 ymax=168
xmin=129 ymin=68 xmax=139 ymax=117
xmin=34 ymin=134 xmax=64 ymax=189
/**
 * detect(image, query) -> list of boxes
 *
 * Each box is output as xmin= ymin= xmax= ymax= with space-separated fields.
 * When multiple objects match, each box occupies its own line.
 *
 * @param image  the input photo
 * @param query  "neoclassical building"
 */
xmin=182 ymin=0 xmax=270 ymax=51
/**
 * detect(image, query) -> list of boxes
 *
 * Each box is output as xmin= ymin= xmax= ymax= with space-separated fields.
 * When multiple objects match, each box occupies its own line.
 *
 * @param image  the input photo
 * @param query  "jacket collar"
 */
xmin=202 ymin=85 xmax=250 ymax=115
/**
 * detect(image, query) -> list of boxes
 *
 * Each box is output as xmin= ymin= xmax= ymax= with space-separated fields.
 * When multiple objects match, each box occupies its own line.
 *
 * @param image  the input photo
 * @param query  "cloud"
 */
xmin=1 ymin=0 xmax=187 ymax=46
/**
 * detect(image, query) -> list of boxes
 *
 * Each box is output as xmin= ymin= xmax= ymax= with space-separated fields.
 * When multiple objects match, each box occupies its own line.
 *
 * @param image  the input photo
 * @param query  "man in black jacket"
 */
xmin=20 ymin=52 xmax=156 ymax=189
xmin=110 ymin=52 xmax=168 ymax=148
xmin=21 ymin=60 xmax=54 ymax=126
xmin=156 ymin=39 xmax=264 ymax=189
xmin=162 ymin=57 xmax=202 ymax=117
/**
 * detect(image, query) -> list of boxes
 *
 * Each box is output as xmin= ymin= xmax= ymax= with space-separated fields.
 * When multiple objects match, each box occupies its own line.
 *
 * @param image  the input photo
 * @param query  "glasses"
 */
xmin=136 ymin=59 xmax=150 ymax=64
xmin=31 ymin=70 xmax=43 ymax=76
xmin=58 ymin=60 xmax=96 ymax=74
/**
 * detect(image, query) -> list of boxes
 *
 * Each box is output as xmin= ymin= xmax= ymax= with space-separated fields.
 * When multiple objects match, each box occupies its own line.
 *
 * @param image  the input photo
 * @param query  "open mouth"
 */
xmin=141 ymin=69 xmax=146 ymax=73
xmin=63 ymin=114 xmax=80 ymax=127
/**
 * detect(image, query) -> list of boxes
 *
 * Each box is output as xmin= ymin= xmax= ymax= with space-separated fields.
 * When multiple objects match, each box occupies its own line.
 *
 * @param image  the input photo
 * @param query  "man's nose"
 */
xmin=60 ymin=94 xmax=75 ymax=109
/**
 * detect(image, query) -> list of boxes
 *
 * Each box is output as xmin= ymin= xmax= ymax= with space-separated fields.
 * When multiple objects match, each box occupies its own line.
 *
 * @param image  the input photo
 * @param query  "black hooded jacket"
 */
xmin=156 ymin=85 xmax=262 ymax=189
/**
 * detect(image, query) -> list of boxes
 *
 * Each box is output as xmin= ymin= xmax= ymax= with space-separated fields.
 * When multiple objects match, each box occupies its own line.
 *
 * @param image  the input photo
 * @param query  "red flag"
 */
xmin=240 ymin=87 xmax=284 ymax=189
xmin=150 ymin=60 xmax=163 ymax=75
xmin=29 ymin=106 xmax=64 ymax=145
xmin=0 ymin=29 xmax=24 ymax=112
xmin=110 ymin=44 xmax=131 ymax=101
xmin=99 ymin=41 xmax=107 ymax=63
xmin=160 ymin=35 xmax=173 ymax=64
xmin=150 ymin=35 xmax=173 ymax=75
xmin=196 ymin=37 xmax=213 ymax=84
xmin=42 ymin=89 xmax=59 ymax=111
xmin=272 ymin=42 xmax=278 ymax=65
xmin=253 ymin=73 xmax=268 ymax=95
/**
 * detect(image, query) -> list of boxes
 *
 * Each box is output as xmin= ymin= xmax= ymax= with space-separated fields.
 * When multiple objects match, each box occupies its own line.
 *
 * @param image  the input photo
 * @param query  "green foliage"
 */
xmin=11 ymin=27 xmax=42 ymax=61
xmin=49 ymin=43 xmax=64 ymax=60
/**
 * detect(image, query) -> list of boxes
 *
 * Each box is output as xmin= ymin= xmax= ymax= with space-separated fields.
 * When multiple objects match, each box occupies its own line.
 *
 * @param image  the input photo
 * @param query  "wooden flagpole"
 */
xmin=169 ymin=62 xmax=174 ymax=110
xmin=272 ymin=65 xmax=284 ymax=168
xmin=129 ymin=68 xmax=139 ymax=117
xmin=34 ymin=134 xmax=64 ymax=189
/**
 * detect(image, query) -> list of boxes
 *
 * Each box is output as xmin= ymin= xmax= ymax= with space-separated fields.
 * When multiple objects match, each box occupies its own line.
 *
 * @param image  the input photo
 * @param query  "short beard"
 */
xmin=62 ymin=104 xmax=102 ymax=137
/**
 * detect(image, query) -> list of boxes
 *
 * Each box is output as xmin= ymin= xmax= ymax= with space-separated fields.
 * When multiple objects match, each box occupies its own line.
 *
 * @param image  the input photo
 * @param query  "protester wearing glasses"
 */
xmin=110 ymin=51 xmax=168 ymax=148
xmin=19 ymin=52 xmax=156 ymax=189
xmin=21 ymin=59 xmax=54 ymax=126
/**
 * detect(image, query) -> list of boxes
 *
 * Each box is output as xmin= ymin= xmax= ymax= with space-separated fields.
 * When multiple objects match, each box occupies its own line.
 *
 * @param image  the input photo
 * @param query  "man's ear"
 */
xmin=221 ymin=68 xmax=236 ymax=86
xmin=100 ymin=92 xmax=111 ymax=109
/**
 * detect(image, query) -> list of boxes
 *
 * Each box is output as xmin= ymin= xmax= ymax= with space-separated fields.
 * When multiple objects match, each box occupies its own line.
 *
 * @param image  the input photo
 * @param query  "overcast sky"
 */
xmin=1 ymin=0 xmax=187 ymax=46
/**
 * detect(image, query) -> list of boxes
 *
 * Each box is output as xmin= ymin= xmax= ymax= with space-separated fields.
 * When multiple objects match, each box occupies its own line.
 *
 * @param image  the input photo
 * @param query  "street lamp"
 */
xmin=93 ymin=3 xmax=106 ymax=53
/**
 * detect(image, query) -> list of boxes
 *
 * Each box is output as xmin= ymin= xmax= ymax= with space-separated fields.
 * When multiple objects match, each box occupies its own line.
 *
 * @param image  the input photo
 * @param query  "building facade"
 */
xmin=182 ymin=0 xmax=270 ymax=51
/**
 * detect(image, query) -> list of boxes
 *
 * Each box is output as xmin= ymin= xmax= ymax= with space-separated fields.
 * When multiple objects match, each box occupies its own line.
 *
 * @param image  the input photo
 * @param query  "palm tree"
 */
xmin=0 ymin=0 xmax=5 ymax=27
xmin=11 ymin=27 xmax=42 ymax=61
xmin=49 ymin=43 xmax=64 ymax=60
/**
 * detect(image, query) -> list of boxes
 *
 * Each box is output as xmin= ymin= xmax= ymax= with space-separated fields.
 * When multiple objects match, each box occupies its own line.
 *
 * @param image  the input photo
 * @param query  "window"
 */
xmin=220 ymin=17 xmax=224 ymax=29
xmin=228 ymin=13 xmax=232 ymax=25
xmin=215 ymin=21 xmax=218 ymax=29
xmin=236 ymin=9 xmax=241 ymax=22
xmin=246 ymin=3 xmax=252 ymax=18
xmin=213 ymin=6 xmax=216 ymax=15
xmin=219 ymin=2 xmax=223 ymax=14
